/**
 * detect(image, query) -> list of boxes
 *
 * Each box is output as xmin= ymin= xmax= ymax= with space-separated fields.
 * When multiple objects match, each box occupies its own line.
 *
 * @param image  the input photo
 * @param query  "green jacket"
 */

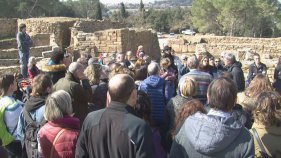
xmin=54 ymin=72 xmax=92 ymax=123
xmin=0 ymin=97 xmax=16 ymax=146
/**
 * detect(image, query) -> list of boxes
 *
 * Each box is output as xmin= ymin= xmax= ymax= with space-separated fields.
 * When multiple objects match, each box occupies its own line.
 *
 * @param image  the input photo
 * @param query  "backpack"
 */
xmin=22 ymin=108 xmax=46 ymax=158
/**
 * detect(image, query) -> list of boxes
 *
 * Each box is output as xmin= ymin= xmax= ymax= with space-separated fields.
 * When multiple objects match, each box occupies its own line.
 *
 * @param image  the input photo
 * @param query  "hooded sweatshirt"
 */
xmin=16 ymin=96 xmax=46 ymax=140
xmin=138 ymin=75 xmax=167 ymax=126
xmin=170 ymin=111 xmax=254 ymax=158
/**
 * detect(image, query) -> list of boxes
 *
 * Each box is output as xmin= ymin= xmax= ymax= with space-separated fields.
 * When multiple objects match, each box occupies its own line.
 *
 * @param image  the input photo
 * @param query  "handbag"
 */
xmin=252 ymin=128 xmax=271 ymax=158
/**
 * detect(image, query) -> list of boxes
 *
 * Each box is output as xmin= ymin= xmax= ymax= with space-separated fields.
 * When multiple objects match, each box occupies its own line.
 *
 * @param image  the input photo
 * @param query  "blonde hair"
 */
xmin=44 ymin=90 xmax=72 ymax=121
xmin=180 ymin=77 xmax=197 ymax=97
xmin=160 ymin=58 xmax=170 ymax=67
xmin=28 ymin=56 xmax=36 ymax=69
xmin=84 ymin=64 xmax=101 ymax=85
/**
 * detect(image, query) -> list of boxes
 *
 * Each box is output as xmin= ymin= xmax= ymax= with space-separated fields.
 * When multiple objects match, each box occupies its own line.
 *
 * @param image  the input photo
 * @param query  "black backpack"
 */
xmin=22 ymin=108 xmax=46 ymax=158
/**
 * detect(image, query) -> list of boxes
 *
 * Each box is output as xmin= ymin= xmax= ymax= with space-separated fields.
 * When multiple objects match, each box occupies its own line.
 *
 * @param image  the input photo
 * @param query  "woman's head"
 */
xmin=208 ymin=77 xmax=237 ymax=112
xmin=245 ymin=74 xmax=272 ymax=98
xmin=51 ymin=52 xmax=64 ymax=65
xmin=135 ymin=90 xmax=153 ymax=126
xmin=84 ymin=64 xmax=101 ymax=85
xmin=44 ymin=90 xmax=72 ymax=121
xmin=109 ymin=63 xmax=134 ymax=79
xmin=0 ymin=75 xmax=16 ymax=97
xmin=201 ymin=55 xmax=209 ymax=67
xmin=135 ymin=59 xmax=146 ymax=69
xmin=173 ymin=99 xmax=206 ymax=135
xmin=28 ymin=56 xmax=36 ymax=69
xmin=160 ymin=58 xmax=171 ymax=69
xmin=179 ymin=77 xmax=196 ymax=97
xmin=255 ymin=91 xmax=281 ymax=126
xmin=30 ymin=74 xmax=53 ymax=97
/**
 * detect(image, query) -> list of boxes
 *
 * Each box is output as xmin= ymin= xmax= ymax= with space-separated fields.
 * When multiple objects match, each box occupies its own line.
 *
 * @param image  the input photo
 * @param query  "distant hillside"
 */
xmin=170 ymin=0 xmax=192 ymax=3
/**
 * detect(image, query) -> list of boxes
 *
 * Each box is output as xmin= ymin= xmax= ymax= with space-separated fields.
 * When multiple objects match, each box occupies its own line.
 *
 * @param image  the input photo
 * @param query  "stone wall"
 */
xmin=73 ymin=19 xmax=126 ymax=33
xmin=169 ymin=35 xmax=281 ymax=58
xmin=18 ymin=17 xmax=78 ymax=49
xmin=0 ymin=18 xmax=18 ymax=39
xmin=169 ymin=35 xmax=281 ymax=81
xmin=71 ymin=28 xmax=161 ymax=60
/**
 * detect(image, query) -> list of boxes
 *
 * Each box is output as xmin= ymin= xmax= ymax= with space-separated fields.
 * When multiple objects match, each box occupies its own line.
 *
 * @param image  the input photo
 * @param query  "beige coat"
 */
xmin=251 ymin=122 xmax=281 ymax=157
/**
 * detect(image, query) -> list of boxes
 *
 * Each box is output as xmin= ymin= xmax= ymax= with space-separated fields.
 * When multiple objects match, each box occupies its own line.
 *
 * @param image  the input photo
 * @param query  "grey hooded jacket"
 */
xmin=170 ymin=112 xmax=254 ymax=158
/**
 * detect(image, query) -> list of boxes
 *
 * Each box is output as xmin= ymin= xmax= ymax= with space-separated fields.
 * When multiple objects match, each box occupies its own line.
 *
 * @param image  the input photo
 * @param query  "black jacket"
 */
xmin=227 ymin=62 xmax=245 ymax=92
xmin=247 ymin=62 xmax=267 ymax=82
xmin=75 ymin=101 xmax=155 ymax=158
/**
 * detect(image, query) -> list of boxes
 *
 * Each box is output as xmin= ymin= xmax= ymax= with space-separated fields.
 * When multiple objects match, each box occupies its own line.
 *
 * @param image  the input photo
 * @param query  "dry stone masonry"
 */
xmin=0 ymin=18 xmax=18 ymax=39
xmin=168 ymin=35 xmax=281 ymax=81
xmin=0 ymin=17 xmax=161 ymax=75
xmin=70 ymin=26 xmax=161 ymax=60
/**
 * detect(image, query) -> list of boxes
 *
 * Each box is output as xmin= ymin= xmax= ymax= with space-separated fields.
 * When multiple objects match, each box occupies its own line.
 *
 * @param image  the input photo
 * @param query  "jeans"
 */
xmin=18 ymin=51 xmax=29 ymax=78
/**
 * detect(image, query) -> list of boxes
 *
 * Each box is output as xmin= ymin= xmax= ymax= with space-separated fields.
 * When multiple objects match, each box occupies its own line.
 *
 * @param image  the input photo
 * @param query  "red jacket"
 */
xmin=38 ymin=116 xmax=80 ymax=158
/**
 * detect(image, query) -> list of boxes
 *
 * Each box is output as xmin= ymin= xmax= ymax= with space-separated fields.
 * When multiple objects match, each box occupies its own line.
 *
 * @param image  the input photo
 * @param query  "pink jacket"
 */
xmin=38 ymin=116 xmax=80 ymax=158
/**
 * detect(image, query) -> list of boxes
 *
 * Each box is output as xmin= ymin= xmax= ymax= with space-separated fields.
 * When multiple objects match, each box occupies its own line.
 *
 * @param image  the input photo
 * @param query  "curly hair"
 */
xmin=135 ymin=90 xmax=154 ymax=127
xmin=135 ymin=59 xmax=146 ymax=69
xmin=84 ymin=64 xmax=101 ymax=85
xmin=254 ymin=91 xmax=281 ymax=126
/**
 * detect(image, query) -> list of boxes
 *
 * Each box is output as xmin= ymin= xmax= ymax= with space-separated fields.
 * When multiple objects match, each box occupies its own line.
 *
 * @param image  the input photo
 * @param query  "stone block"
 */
xmin=187 ymin=45 xmax=196 ymax=53
xmin=181 ymin=45 xmax=189 ymax=53
xmin=42 ymin=50 xmax=53 ymax=58
xmin=262 ymin=54 xmax=272 ymax=59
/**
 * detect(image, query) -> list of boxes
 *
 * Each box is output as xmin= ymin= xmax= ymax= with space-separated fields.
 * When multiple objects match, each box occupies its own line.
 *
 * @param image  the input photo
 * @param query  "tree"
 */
xmin=120 ymin=2 xmax=128 ymax=19
xmin=139 ymin=0 xmax=145 ymax=12
xmin=191 ymin=0 xmax=281 ymax=37
xmin=95 ymin=0 xmax=102 ymax=20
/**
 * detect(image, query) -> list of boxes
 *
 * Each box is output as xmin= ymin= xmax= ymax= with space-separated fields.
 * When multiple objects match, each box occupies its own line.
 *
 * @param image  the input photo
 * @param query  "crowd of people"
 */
xmin=0 ymin=24 xmax=281 ymax=158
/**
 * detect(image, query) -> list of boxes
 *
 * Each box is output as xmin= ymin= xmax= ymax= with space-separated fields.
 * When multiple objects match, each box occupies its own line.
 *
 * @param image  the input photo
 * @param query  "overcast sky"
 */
xmin=100 ymin=0 xmax=155 ymax=4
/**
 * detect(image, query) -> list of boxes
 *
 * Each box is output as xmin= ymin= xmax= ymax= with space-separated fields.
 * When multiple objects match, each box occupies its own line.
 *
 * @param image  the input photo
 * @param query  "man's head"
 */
xmin=68 ymin=62 xmax=85 ymax=80
xmin=126 ymin=51 xmax=133 ymax=60
xmin=214 ymin=58 xmax=221 ymax=67
xmin=220 ymin=52 xmax=226 ymax=60
xmin=116 ymin=53 xmax=125 ymax=63
xmin=147 ymin=62 xmax=160 ymax=76
xmin=223 ymin=52 xmax=236 ymax=67
xmin=207 ymin=77 xmax=237 ymax=112
xmin=254 ymin=53 xmax=261 ymax=66
xmin=187 ymin=55 xmax=199 ymax=69
xmin=138 ymin=45 xmax=143 ymax=51
xmin=108 ymin=74 xmax=136 ymax=106
xmin=19 ymin=23 xmax=26 ymax=32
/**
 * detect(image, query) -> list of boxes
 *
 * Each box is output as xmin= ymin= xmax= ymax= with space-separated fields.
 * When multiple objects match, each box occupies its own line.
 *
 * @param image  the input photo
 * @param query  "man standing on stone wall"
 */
xmin=17 ymin=24 xmax=32 ymax=78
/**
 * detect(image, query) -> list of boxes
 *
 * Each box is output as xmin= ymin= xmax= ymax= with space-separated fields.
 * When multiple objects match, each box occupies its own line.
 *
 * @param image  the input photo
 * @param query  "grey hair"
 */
xmin=187 ymin=55 xmax=199 ymax=69
xmin=44 ymin=90 xmax=73 ymax=121
xmin=224 ymin=52 xmax=236 ymax=64
xmin=68 ymin=62 xmax=83 ymax=74
xmin=147 ymin=62 xmax=160 ymax=76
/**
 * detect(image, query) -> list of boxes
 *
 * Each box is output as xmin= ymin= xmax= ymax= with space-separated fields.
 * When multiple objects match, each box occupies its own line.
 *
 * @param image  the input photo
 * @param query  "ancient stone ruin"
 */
xmin=168 ymin=35 xmax=281 ymax=80
xmin=0 ymin=17 xmax=161 ymax=74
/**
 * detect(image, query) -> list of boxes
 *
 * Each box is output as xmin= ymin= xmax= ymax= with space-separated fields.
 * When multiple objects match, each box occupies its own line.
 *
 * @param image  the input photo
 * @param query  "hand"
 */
xmin=76 ymin=72 xmax=87 ymax=80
